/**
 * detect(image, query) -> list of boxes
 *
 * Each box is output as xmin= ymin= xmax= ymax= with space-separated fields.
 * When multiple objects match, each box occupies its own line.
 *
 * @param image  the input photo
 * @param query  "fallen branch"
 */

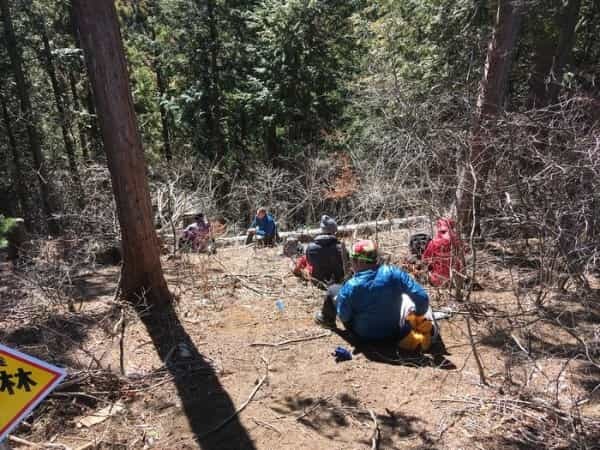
xmin=200 ymin=361 xmax=269 ymax=438
xmin=7 ymin=436 xmax=69 ymax=449
xmin=251 ymin=418 xmax=282 ymax=434
xmin=8 ymin=436 xmax=41 ymax=448
xmin=249 ymin=332 xmax=331 ymax=348
xmin=216 ymin=216 xmax=428 ymax=246
xmin=368 ymin=409 xmax=381 ymax=450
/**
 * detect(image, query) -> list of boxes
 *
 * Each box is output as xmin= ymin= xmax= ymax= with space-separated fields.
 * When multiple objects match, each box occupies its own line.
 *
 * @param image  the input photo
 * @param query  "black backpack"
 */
xmin=409 ymin=233 xmax=432 ymax=259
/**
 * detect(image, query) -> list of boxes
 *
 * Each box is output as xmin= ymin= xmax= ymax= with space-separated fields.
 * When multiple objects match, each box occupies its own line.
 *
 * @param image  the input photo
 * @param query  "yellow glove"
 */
xmin=400 ymin=313 xmax=433 ymax=352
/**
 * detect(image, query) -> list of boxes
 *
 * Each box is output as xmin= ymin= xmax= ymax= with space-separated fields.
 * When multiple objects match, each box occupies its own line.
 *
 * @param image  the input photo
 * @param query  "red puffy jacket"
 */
xmin=422 ymin=219 xmax=464 ymax=287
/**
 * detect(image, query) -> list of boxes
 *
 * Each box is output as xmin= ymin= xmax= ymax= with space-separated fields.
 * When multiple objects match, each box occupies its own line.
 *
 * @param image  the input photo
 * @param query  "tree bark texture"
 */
xmin=69 ymin=8 xmax=103 ymax=160
xmin=1 ymin=0 xmax=57 ymax=233
xmin=73 ymin=0 xmax=171 ymax=305
xmin=455 ymin=0 xmax=524 ymax=232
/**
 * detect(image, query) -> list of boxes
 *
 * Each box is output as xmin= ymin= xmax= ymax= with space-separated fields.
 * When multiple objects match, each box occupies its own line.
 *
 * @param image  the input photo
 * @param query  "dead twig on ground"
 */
xmin=199 ymin=358 xmax=269 ymax=438
xmin=295 ymin=393 xmax=337 ymax=421
xmin=249 ymin=332 xmax=331 ymax=348
xmin=251 ymin=418 xmax=282 ymax=434
xmin=368 ymin=409 xmax=381 ymax=450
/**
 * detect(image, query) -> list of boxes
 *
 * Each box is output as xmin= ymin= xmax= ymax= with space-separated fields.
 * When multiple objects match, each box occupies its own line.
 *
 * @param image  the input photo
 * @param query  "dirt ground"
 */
xmin=1 ymin=230 xmax=599 ymax=449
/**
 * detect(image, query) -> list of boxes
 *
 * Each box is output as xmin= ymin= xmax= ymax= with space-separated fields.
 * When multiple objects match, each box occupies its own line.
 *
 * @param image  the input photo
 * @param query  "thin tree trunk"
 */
xmin=1 ymin=0 xmax=57 ymax=233
xmin=547 ymin=0 xmax=582 ymax=105
xmin=155 ymin=65 xmax=173 ymax=161
xmin=206 ymin=0 xmax=225 ymax=160
xmin=0 ymin=91 xmax=29 ymax=218
xmin=40 ymin=24 xmax=84 ymax=208
xmin=193 ymin=0 xmax=224 ymax=161
xmin=147 ymin=18 xmax=173 ymax=163
xmin=69 ymin=71 xmax=90 ymax=160
xmin=73 ymin=0 xmax=171 ymax=305
xmin=263 ymin=119 xmax=278 ymax=161
xmin=455 ymin=0 xmax=524 ymax=232
xmin=84 ymin=83 xmax=103 ymax=159
xmin=528 ymin=37 xmax=555 ymax=108
xmin=135 ymin=1 xmax=173 ymax=162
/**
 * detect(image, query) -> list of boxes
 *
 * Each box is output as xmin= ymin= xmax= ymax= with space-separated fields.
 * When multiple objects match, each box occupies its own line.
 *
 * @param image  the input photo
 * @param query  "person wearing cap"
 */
xmin=245 ymin=207 xmax=278 ymax=246
xmin=422 ymin=218 xmax=465 ymax=287
xmin=179 ymin=213 xmax=212 ymax=252
xmin=315 ymin=239 xmax=435 ymax=352
xmin=302 ymin=215 xmax=348 ymax=285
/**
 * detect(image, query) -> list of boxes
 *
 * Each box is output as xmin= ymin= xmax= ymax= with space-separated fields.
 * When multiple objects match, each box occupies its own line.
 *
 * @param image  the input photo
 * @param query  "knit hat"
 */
xmin=320 ymin=215 xmax=338 ymax=235
xmin=350 ymin=239 xmax=378 ymax=263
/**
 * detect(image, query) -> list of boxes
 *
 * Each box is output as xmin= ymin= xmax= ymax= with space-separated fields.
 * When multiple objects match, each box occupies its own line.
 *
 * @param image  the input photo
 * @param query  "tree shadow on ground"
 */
xmin=479 ymin=327 xmax=600 ymax=395
xmin=135 ymin=300 xmax=256 ymax=450
xmin=539 ymin=293 xmax=600 ymax=326
xmin=270 ymin=392 xmax=437 ymax=448
xmin=68 ymin=271 xmax=120 ymax=301
xmin=0 ymin=306 xmax=119 ymax=369
xmin=331 ymin=328 xmax=456 ymax=370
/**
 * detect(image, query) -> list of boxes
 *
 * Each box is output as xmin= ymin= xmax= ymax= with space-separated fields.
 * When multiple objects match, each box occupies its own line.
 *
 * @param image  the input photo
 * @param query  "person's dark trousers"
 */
xmin=321 ymin=284 xmax=342 ymax=323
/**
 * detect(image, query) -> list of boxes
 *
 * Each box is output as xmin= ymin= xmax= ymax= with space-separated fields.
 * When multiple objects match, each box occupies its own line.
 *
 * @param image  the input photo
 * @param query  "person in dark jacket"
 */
xmin=245 ymin=207 xmax=278 ymax=246
xmin=304 ymin=215 xmax=348 ymax=285
xmin=315 ymin=239 xmax=435 ymax=352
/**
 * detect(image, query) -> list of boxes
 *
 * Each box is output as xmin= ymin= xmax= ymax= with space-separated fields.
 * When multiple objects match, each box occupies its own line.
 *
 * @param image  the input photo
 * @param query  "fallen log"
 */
xmin=215 ymin=215 xmax=429 ymax=246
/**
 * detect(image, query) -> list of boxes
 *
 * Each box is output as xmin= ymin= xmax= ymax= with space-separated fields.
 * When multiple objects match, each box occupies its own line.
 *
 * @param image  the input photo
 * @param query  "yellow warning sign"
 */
xmin=0 ymin=344 xmax=66 ymax=442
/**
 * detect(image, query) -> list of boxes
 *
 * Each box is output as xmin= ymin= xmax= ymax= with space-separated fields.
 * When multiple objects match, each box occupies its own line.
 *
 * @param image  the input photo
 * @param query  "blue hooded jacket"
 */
xmin=250 ymin=214 xmax=276 ymax=237
xmin=336 ymin=265 xmax=429 ymax=341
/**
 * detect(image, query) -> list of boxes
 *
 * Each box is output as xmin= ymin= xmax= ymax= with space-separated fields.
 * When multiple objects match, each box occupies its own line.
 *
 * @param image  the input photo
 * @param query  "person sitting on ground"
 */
xmin=401 ymin=232 xmax=432 ymax=283
xmin=422 ymin=218 xmax=464 ymax=287
xmin=245 ymin=207 xmax=278 ymax=246
xmin=304 ymin=215 xmax=348 ymax=285
xmin=179 ymin=213 xmax=212 ymax=252
xmin=292 ymin=215 xmax=347 ymax=285
xmin=315 ymin=239 xmax=435 ymax=352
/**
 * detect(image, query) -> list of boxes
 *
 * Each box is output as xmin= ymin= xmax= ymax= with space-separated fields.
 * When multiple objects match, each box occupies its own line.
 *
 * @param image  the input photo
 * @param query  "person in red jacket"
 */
xmin=422 ymin=218 xmax=464 ymax=287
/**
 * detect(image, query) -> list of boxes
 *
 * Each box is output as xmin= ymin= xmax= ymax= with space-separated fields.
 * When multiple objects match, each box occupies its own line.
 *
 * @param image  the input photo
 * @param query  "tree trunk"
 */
xmin=193 ymin=0 xmax=224 ymax=161
xmin=528 ymin=0 xmax=582 ymax=107
xmin=206 ymin=0 xmax=225 ymax=160
xmin=547 ymin=0 xmax=582 ymax=105
xmin=134 ymin=1 xmax=173 ymax=162
xmin=528 ymin=37 xmax=555 ymax=108
xmin=155 ymin=65 xmax=173 ymax=161
xmin=40 ymin=24 xmax=84 ymax=208
xmin=455 ymin=0 xmax=524 ymax=233
xmin=1 ymin=0 xmax=57 ymax=234
xmin=84 ymin=83 xmax=104 ymax=159
xmin=69 ymin=7 xmax=103 ymax=160
xmin=0 ymin=90 xmax=29 ymax=218
xmin=68 ymin=71 xmax=90 ymax=160
xmin=73 ymin=0 xmax=171 ymax=305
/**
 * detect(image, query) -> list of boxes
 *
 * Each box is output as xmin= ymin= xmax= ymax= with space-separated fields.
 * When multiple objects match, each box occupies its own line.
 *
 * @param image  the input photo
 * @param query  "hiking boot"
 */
xmin=314 ymin=312 xmax=336 ymax=329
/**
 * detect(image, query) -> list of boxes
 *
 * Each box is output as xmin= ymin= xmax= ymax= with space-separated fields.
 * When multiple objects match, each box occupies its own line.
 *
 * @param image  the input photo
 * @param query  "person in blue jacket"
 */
xmin=245 ymin=207 xmax=278 ymax=246
xmin=315 ymin=239 xmax=435 ymax=351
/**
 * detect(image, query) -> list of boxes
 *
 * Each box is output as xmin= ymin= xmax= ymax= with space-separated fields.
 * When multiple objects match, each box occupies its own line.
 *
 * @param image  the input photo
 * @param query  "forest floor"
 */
xmin=1 ymin=229 xmax=599 ymax=449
